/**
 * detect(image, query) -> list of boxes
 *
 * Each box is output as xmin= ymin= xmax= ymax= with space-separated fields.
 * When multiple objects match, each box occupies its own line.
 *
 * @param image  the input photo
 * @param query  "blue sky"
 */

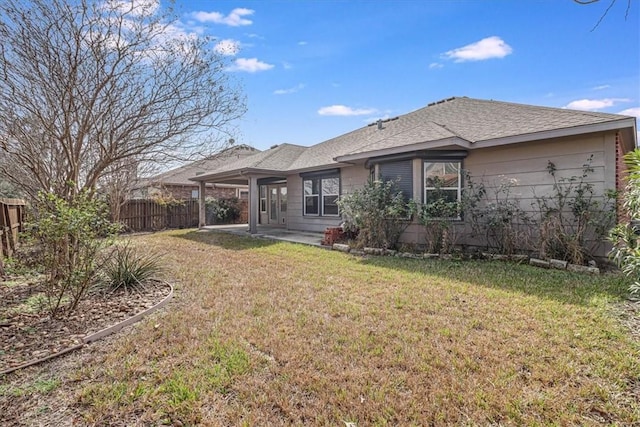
xmin=171 ymin=0 xmax=639 ymax=150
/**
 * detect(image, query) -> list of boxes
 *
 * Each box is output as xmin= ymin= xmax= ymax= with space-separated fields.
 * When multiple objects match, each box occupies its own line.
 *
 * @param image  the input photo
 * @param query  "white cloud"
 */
xmin=444 ymin=36 xmax=513 ymax=62
xmin=227 ymin=58 xmax=274 ymax=73
xmin=191 ymin=8 xmax=254 ymax=26
xmin=592 ymin=84 xmax=611 ymax=91
xmin=214 ymin=39 xmax=240 ymax=56
xmin=298 ymin=41 xmax=308 ymax=46
xmin=564 ymin=98 xmax=631 ymax=111
xmin=318 ymin=105 xmax=377 ymax=116
xmin=282 ymin=62 xmax=293 ymax=70
xmin=274 ymin=84 xmax=305 ymax=95
xmin=619 ymin=107 xmax=640 ymax=118
xmin=429 ymin=62 xmax=444 ymax=69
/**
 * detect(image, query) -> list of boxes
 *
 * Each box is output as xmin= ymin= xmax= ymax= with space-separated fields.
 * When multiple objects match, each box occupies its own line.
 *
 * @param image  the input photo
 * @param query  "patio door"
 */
xmin=268 ymin=185 xmax=287 ymax=225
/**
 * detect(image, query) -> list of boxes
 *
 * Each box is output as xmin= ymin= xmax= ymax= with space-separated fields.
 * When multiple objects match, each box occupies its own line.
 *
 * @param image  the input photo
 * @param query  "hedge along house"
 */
xmin=191 ymin=97 xmax=637 ymax=255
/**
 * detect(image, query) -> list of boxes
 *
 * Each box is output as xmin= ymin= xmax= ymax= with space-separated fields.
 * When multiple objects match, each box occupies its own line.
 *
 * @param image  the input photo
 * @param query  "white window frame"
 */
xmin=303 ymin=179 xmax=320 ymax=216
xmin=321 ymin=177 xmax=340 ymax=217
xmin=423 ymin=161 xmax=462 ymax=220
xmin=303 ymin=174 xmax=340 ymax=216
xmin=259 ymin=185 xmax=267 ymax=213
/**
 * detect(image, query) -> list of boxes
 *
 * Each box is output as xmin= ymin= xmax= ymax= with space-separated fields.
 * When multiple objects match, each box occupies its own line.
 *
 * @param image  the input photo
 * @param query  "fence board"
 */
xmin=0 ymin=198 xmax=26 ymax=258
xmin=118 ymin=199 xmax=199 ymax=232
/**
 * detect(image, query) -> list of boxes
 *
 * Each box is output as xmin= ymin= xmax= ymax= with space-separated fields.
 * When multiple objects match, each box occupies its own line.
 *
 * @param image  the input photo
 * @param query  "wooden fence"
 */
xmin=118 ymin=199 xmax=249 ymax=232
xmin=118 ymin=199 xmax=200 ymax=232
xmin=0 ymin=198 xmax=26 ymax=258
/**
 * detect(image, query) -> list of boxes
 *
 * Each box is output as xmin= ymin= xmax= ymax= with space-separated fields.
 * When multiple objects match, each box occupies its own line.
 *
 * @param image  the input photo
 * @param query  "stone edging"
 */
xmin=0 ymin=282 xmax=174 ymax=376
xmin=332 ymin=244 xmax=601 ymax=274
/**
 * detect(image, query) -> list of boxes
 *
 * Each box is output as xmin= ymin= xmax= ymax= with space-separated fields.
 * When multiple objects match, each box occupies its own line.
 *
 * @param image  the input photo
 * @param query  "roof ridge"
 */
xmin=461 ymin=97 xmax=626 ymax=119
xmin=253 ymin=143 xmax=307 ymax=170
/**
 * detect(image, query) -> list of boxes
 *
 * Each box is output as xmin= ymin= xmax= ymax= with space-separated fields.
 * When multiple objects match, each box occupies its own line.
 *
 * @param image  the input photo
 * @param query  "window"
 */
xmin=322 ymin=177 xmax=339 ymax=215
xmin=303 ymin=174 xmax=340 ymax=216
xmin=280 ymin=187 xmax=287 ymax=212
xmin=191 ymin=189 xmax=199 ymax=199
xmin=260 ymin=185 xmax=267 ymax=212
xmin=424 ymin=161 xmax=462 ymax=218
xmin=304 ymin=179 xmax=320 ymax=215
xmin=379 ymin=160 xmax=413 ymax=201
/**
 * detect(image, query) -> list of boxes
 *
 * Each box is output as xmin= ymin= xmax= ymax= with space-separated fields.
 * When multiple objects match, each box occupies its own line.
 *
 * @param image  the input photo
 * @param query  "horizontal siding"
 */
xmin=404 ymin=133 xmax=615 ymax=257
xmin=341 ymin=163 xmax=370 ymax=195
xmin=286 ymin=171 xmax=343 ymax=233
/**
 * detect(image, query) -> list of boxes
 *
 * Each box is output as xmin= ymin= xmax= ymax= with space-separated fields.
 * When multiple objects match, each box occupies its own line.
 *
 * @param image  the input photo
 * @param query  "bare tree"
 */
xmin=573 ymin=0 xmax=634 ymax=30
xmin=0 ymin=0 xmax=245 ymax=202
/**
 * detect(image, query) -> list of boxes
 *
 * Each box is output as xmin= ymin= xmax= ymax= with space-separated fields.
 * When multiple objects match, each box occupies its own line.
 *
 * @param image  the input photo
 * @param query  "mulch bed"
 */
xmin=0 ymin=276 xmax=170 ymax=373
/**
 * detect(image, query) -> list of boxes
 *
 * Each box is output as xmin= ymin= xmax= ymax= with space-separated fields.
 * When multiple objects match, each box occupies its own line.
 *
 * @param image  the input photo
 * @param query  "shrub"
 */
xmin=533 ymin=156 xmax=616 ymax=264
xmin=338 ymin=179 xmax=416 ymax=249
xmin=610 ymin=149 xmax=640 ymax=295
xmin=206 ymin=197 xmax=241 ymax=224
xmin=101 ymin=243 xmax=164 ymax=291
xmin=417 ymin=176 xmax=460 ymax=253
xmin=31 ymin=191 xmax=120 ymax=317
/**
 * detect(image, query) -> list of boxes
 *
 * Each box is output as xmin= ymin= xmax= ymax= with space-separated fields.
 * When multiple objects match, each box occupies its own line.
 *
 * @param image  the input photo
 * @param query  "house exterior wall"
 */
xmin=285 ymin=164 xmax=370 ymax=233
xmin=404 ymin=131 xmax=617 ymax=257
xmin=284 ymin=131 xmax=619 ymax=258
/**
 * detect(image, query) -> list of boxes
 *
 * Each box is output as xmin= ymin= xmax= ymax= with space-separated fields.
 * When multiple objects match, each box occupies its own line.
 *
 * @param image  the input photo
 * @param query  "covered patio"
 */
xmin=197 ymin=224 xmax=326 ymax=247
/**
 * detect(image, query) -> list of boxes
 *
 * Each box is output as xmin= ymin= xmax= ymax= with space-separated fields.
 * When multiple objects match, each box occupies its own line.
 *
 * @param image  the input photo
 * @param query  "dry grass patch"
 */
xmin=72 ymin=229 xmax=639 ymax=425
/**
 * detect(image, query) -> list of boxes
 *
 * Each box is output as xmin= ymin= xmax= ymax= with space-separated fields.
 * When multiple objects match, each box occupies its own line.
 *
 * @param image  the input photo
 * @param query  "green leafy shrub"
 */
xmin=418 ymin=176 xmax=460 ymax=253
xmin=610 ymin=149 xmax=640 ymax=295
xmin=31 ymin=191 xmax=120 ymax=317
xmin=534 ymin=156 xmax=616 ymax=264
xmin=101 ymin=243 xmax=164 ymax=291
xmin=206 ymin=197 xmax=241 ymax=224
xmin=338 ymin=179 xmax=416 ymax=249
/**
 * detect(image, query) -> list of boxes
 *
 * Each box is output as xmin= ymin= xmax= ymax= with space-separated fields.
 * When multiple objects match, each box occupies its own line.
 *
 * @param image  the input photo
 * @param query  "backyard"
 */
xmin=1 ymin=229 xmax=639 ymax=425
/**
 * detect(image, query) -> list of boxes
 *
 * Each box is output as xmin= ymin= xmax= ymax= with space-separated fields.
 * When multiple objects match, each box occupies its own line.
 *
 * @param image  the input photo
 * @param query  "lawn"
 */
xmin=32 ymin=230 xmax=640 ymax=424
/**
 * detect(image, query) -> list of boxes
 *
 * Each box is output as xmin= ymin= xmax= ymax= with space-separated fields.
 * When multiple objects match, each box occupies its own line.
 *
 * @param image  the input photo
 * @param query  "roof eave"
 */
xmin=189 ymin=167 xmax=288 ymax=183
xmin=474 ymin=118 xmax=636 ymax=149
xmin=334 ymin=137 xmax=471 ymax=163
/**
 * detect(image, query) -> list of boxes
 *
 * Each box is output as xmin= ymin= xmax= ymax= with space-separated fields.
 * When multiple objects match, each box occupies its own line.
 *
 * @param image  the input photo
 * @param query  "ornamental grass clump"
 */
xmin=101 ymin=243 xmax=164 ymax=292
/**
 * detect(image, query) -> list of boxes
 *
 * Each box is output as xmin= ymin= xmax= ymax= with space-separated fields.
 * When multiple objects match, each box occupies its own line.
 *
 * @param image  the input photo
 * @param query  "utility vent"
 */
xmin=367 ymin=116 xmax=399 ymax=128
xmin=270 ymin=144 xmax=279 ymax=149
xmin=195 ymin=172 xmax=204 ymax=176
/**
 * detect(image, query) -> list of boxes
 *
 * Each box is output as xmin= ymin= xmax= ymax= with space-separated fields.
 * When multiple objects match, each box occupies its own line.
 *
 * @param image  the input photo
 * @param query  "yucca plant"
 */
xmin=101 ymin=243 xmax=164 ymax=291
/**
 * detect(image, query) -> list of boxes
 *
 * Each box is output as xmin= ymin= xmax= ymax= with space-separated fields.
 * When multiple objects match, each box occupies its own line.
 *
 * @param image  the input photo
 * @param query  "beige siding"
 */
xmin=464 ymin=133 xmax=611 ymax=215
xmin=404 ymin=132 xmax=617 ymax=257
xmin=286 ymin=164 xmax=370 ymax=232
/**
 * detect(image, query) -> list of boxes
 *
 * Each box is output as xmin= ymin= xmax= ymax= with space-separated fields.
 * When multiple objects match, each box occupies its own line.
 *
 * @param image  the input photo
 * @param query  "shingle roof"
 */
xmin=137 ymin=145 xmax=259 ymax=187
xmin=193 ymin=97 xmax=635 ymax=180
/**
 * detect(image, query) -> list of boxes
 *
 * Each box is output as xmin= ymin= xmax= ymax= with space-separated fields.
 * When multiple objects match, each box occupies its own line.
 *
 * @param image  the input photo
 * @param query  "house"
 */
xmin=190 ymin=97 xmax=637 ymax=255
xmin=131 ymin=144 xmax=259 ymax=201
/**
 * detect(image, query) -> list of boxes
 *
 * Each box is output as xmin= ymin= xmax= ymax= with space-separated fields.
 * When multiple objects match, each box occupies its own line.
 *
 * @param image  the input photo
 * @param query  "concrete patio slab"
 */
xmin=199 ymin=224 xmax=327 ymax=247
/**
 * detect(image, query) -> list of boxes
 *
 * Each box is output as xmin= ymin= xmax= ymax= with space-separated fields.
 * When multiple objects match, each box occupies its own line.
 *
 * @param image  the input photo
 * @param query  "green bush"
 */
xmin=205 ymin=197 xmax=241 ymax=224
xmin=101 ymin=243 xmax=164 ymax=291
xmin=417 ymin=176 xmax=460 ymax=253
xmin=534 ymin=156 xmax=616 ymax=264
xmin=610 ymin=149 xmax=640 ymax=295
xmin=338 ymin=179 xmax=416 ymax=249
xmin=31 ymin=191 xmax=120 ymax=317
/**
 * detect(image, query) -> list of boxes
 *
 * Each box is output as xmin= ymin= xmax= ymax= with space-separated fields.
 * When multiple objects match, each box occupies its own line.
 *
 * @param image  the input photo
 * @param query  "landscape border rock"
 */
xmin=331 ymin=244 xmax=602 ymax=275
xmin=0 ymin=282 xmax=173 ymax=376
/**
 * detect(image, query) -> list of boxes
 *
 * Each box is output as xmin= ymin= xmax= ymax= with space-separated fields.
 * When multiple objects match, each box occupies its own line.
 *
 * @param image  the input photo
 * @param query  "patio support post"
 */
xmin=248 ymin=175 xmax=258 ymax=234
xmin=198 ymin=180 xmax=206 ymax=228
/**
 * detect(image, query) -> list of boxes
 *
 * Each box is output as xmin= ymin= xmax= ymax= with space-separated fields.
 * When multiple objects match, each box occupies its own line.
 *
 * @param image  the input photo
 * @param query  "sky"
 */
xmin=169 ymin=0 xmax=639 ymax=150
